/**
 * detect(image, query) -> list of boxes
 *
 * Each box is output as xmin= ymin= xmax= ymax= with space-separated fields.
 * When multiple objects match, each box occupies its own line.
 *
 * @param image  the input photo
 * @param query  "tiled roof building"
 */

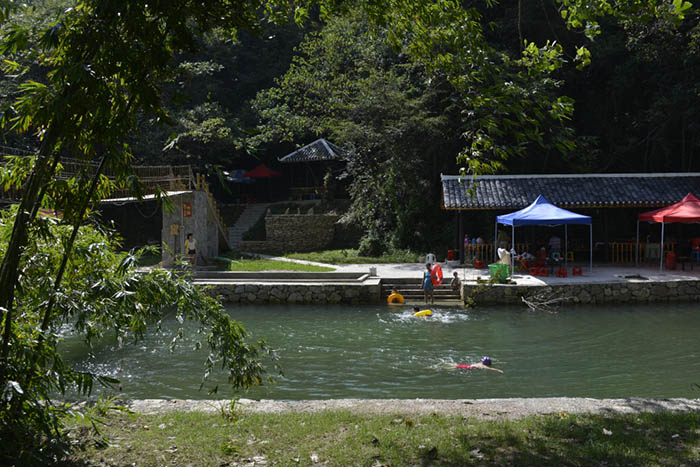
xmin=278 ymin=138 xmax=346 ymax=163
xmin=442 ymin=173 xmax=700 ymax=210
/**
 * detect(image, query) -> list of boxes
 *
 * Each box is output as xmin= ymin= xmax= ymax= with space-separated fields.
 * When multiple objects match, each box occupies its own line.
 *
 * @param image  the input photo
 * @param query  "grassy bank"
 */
xmin=226 ymin=258 xmax=335 ymax=272
xmin=285 ymin=249 xmax=419 ymax=264
xmin=68 ymin=409 xmax=700 ymax=466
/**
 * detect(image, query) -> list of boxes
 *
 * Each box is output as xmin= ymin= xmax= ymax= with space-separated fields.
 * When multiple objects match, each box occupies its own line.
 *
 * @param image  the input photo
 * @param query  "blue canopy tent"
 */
xmin=494 ymin=195 xmax=593 ymax=274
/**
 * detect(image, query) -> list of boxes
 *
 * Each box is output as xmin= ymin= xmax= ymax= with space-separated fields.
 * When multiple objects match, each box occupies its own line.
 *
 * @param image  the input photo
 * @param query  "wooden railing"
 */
xmin=609 ymin=241 xmax=675 ymax=264
xmin=194 ymin=173 xmax=227 ymax=240
xmin=0 ymin=149 xmax=197 ymax=201
xmin=290 ymin=186 xmax=322 ymax=200
xmin=465 ymin=243 xmax=531 ymax=262
xmin=58 ymin=158 xmax=195 ymax=199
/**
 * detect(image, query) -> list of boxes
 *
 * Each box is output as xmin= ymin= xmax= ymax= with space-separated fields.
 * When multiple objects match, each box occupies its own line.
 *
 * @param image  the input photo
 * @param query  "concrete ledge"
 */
xmin=194 ymin=271 xmax=368 ymax=281
xmin=124 ymin=397 xmax=700 ymax=420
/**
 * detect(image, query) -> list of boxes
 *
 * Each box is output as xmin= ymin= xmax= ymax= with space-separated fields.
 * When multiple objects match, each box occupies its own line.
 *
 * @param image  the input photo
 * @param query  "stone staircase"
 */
xmin=226 ymin=203 xmax=270 ymax=250
xmin=381 ymin=278 xmax=462 ymax=303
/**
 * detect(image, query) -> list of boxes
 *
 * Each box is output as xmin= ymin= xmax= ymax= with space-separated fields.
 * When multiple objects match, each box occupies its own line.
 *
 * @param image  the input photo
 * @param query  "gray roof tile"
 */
xmin=442 ymin=173 xmax=700 ymax=209
xmin=278 ymin=138 xmax=346 ymax=163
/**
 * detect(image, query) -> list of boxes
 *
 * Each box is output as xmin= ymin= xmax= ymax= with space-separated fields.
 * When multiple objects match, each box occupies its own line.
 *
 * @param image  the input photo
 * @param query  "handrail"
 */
xmin=0 ymin=153 xmax=197 ymax=201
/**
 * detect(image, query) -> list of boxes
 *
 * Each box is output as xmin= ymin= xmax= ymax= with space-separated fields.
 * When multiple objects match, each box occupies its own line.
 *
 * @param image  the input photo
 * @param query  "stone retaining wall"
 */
xmin=239 ymin=213 xmax=345 ymax=254
xmin=267 ymin=214 xmax=340 ymax=252
xmin=464 ymin=279 xmax=700 ymax=306
xmin=206 ymin=282 xmax=381 ymax=304
xmin=203 ymin=277 xmax=700 ymax=306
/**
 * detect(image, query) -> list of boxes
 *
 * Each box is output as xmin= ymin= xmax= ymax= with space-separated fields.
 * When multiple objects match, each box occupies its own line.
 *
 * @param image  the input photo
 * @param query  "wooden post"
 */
xmin=458 ymin=211 xmax=464 ymax=263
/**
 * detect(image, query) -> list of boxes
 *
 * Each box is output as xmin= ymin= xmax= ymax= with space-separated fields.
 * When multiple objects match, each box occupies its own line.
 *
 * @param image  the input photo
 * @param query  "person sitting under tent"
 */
xmin=511 ymin=248 xmax=534 ymax=261
xmin=548 ymin=235 xmax=561 ymax=256
xmin=497 ymin=247 xmax=512 ymax=266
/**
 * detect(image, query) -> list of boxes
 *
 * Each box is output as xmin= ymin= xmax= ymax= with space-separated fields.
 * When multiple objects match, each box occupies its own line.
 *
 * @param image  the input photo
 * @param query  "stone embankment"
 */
xmin=208 ymin=282 xmax=380 ymax=304
xmin=194 ymin=266 xmax=700 ymax=306
xmin=469 ymin=278 xmax=700 ymax=305
xmin=194 ymin=271 xmax=382 ymax=304
xmin=201 ymin=276 xmax=700 ymax=305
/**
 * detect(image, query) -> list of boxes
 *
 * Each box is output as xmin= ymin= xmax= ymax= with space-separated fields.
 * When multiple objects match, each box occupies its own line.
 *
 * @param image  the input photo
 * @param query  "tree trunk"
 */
xmin=0 ymin=126 xmax=60 ymax=382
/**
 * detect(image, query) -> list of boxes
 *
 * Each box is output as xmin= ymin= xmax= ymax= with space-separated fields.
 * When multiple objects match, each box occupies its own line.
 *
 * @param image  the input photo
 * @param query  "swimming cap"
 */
xmin=481 ymin=356 xmax=492 ymax=366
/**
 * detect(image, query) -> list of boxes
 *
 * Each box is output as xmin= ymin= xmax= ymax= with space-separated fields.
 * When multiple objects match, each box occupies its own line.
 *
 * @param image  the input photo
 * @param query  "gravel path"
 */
xmin=125 ymin=397 xmax=700 ymax=420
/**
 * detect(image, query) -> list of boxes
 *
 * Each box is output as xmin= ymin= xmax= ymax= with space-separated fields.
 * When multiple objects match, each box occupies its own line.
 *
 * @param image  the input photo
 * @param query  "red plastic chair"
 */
xmin=529 ymin=267 xmax=539 ymax=276
xmin=572 ymin=266 xmax=583 ymax=276
xmin=692 ymin=237 xmax=700 ymax=250
xmin=538 ymin=267 xmax=550 ymax=276
xmin=556 ymin=267 xmax=568 ymax=278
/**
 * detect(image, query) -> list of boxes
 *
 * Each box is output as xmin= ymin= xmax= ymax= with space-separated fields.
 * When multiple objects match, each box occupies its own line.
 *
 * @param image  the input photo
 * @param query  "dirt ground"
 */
xmin=123 ymin=397 xmax=700 ymax=420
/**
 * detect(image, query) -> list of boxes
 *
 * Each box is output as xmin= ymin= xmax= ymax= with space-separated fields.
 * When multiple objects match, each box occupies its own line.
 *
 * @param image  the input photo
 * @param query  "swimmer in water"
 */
xmin=442 ymin=356 xmax=503 ymax=373
xmin=412 ymin=306 xmax=432 ymax=316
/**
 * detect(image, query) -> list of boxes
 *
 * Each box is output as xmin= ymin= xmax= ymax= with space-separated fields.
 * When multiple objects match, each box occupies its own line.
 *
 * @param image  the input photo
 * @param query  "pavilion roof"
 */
xmin=441 ymin=173 xmax=700 ymax=210
xmin=278 ymin=138 xmax=346 ymax=163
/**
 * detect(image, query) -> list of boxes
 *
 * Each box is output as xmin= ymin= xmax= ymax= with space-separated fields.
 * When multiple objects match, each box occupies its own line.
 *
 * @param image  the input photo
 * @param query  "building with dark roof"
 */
xmin=441 ymin=173 xmax=700 ymax=263
xmin=278 ymin=139 xmax=348 ymax=200
xmin=278 ymin=138 xmax=346 ymax=164
xmin=442 ymin=173 xmax=700 ymax=210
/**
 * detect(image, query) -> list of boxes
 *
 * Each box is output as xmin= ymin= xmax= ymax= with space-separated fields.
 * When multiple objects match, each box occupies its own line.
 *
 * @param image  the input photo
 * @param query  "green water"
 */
xmin=62 ymin=303 xmax=700 ymax=400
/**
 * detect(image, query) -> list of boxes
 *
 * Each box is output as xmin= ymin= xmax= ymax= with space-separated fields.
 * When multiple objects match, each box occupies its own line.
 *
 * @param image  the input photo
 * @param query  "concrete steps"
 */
xmin=381 ymin=277 xmax=461 ymax=301
xmin=226 ymin=203 xmax=270 ymax=250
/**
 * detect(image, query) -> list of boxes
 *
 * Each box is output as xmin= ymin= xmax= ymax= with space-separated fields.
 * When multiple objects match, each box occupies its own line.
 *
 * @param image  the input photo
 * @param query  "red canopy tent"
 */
xmin=243 ymin=164 xmax=283 ymax=178
xmin=243 ymin=164 xmax=283 ymax=202
xmin=636 ymin=193 xmax=700 ymax=271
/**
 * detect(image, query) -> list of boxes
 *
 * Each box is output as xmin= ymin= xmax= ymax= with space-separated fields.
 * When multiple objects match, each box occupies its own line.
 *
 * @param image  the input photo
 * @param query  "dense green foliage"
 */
xmin=0 ymin=207 xmax=272 ymax=464
xmin=0 ymin=0 xmax=297 ymax=462
xmin=251 ymin=13 xmax=463 ymax=253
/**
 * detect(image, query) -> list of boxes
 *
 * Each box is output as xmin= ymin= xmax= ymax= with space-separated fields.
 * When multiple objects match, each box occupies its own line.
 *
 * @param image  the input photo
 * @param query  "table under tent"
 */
xmin=636 ymin=192 xmax=700 ymax=271
xmin=494 ymin=195 xmax=593 ymax=275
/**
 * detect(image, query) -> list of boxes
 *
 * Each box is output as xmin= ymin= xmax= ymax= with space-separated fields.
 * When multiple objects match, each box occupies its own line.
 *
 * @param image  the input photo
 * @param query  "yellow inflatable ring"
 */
xmin=387 ymin=292 xmax=404 ymax=304
xmin=413 ymin=309 xmax=432 ymax=317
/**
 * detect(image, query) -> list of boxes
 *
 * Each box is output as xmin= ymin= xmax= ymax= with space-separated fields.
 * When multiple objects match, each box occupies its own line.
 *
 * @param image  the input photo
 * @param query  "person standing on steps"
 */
xmin=185 ymin=233 xmax=197 ymax=267
xmin=423 ymin=263 xmax=434 ymax=304
xmin=450 ymin=271 xmax=462 ymax=291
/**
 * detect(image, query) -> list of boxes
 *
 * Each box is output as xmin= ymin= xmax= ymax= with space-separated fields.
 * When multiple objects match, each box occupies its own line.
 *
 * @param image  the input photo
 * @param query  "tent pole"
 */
xmin=565 ymin=225 xmax=568 ymax=267
xmin=660 ymin=222 xmax=665 ymax=272
xmin=494 ymin=220 xmax=498 ymax=262
xmin=589 ymin=224 xmax=593 ymax=274
xmin=458 ymin=211 xmax=464 ymax=263
xmin=635 ymin=220 xmax=640 ymax=267
xmin=511 ymin=224 xmax=515 ymax=276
